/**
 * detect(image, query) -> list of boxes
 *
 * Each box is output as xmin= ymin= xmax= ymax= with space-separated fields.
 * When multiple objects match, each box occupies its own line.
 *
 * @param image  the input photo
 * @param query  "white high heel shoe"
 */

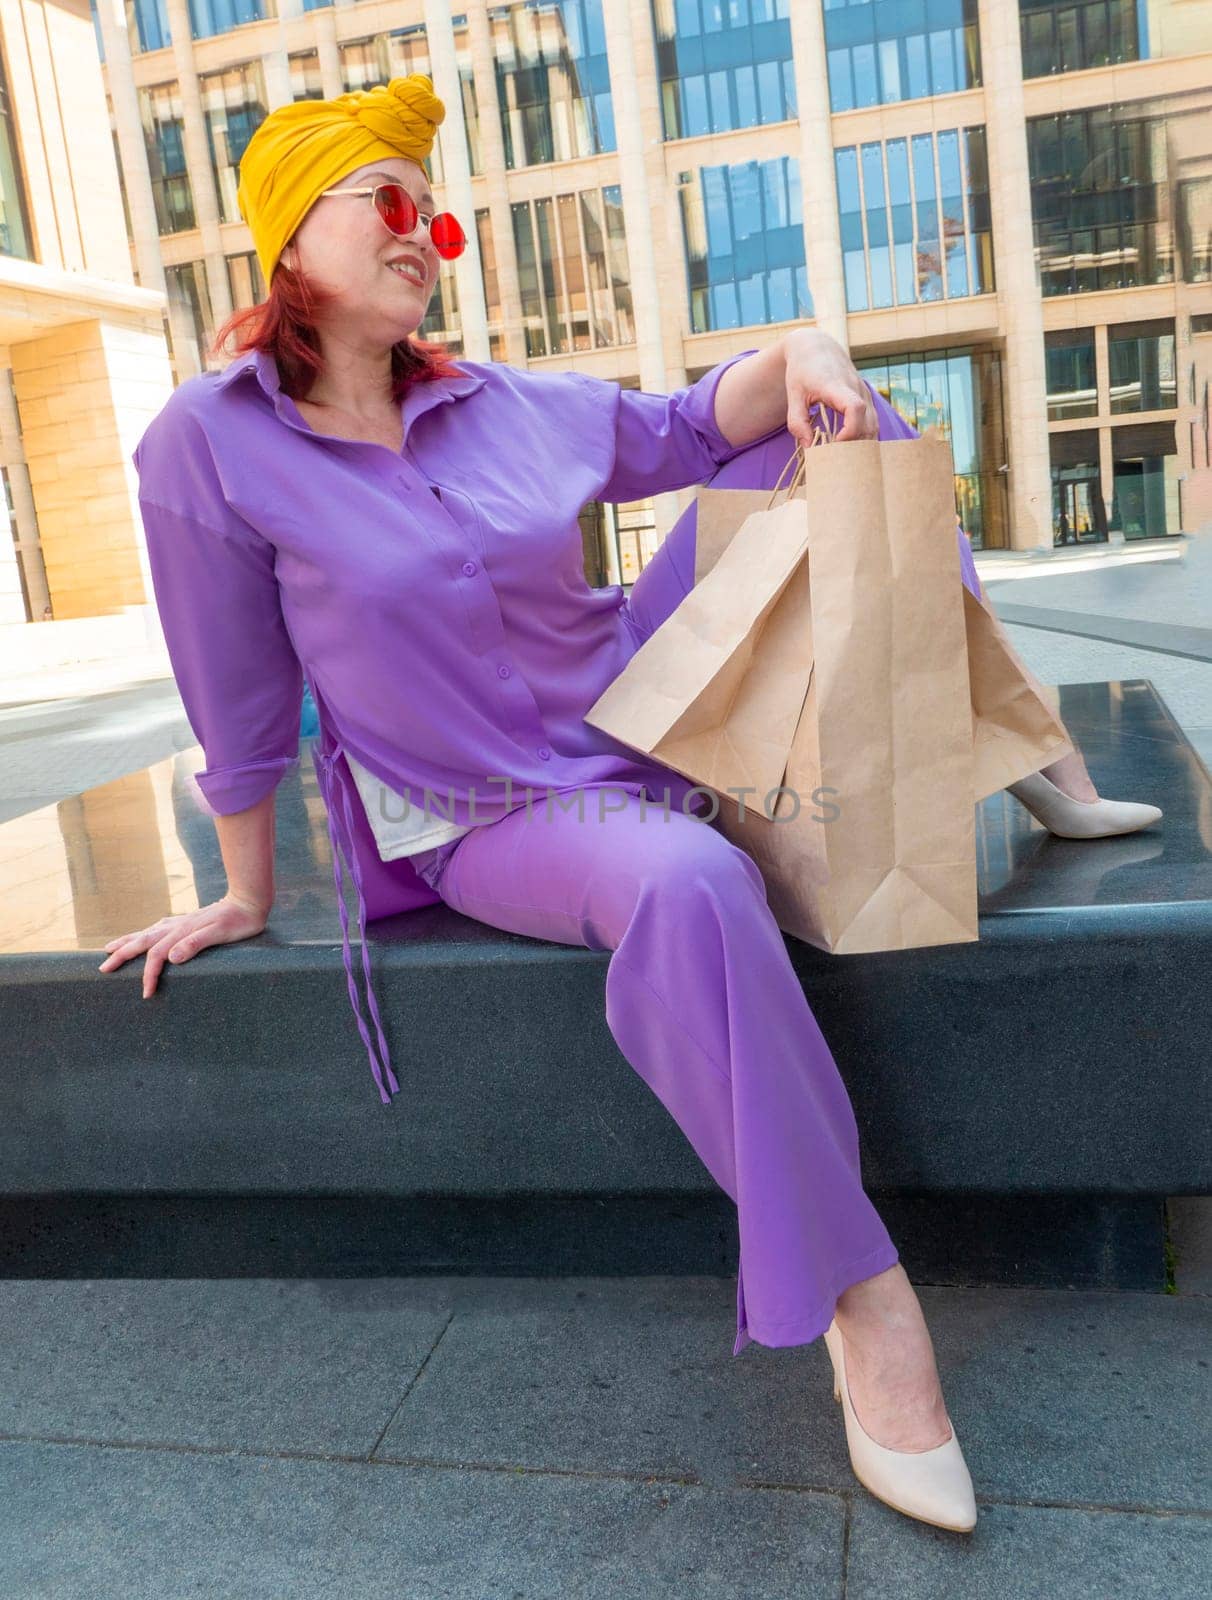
xmin=823 ymin=1318 xmax=977 ymax=1534
xmin=1005 ymin=770 xmax=1163 ymax=840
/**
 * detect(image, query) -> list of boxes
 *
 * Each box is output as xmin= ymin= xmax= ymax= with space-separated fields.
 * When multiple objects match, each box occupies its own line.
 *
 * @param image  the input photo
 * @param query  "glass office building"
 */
xmin=93 ymin=0 xmax=1212 ymax=567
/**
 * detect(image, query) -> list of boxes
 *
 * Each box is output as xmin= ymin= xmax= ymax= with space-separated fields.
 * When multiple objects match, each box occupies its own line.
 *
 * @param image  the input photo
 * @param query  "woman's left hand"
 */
xmin=783 ymin=329 xmax=879 ymax=447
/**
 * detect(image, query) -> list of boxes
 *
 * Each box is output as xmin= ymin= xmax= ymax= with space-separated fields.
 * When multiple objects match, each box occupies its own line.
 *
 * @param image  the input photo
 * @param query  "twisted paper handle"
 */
xmin=764 ymin=404 xmax=844 ymax=511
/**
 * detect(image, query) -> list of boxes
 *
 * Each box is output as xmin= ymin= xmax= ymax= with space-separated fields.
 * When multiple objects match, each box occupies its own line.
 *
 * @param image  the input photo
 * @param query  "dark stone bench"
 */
xmin=2 ymin=678 xmax=1208 ymax=1292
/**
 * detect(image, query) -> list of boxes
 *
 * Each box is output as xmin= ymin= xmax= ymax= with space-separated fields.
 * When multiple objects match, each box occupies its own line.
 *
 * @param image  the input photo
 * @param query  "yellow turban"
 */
xmin=237 ymin=74 xmax=446 ymax=288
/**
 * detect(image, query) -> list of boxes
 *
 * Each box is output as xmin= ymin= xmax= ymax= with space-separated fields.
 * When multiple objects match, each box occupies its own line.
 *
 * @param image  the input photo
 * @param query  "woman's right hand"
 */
xmin=97 ymin=893 xmax=270 ymax=998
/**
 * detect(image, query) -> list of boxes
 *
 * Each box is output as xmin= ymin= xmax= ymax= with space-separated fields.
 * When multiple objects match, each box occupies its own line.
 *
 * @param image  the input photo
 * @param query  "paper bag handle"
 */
xmin=764 ymin=405 xmax=845 ymax=511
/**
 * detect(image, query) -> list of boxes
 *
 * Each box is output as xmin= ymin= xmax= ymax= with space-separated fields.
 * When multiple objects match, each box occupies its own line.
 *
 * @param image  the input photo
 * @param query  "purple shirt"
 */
xmin=132 ymin=347 xmax=790 ymax=1103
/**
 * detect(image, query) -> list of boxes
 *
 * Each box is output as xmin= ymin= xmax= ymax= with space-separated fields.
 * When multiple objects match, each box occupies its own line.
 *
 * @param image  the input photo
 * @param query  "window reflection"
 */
xmin=226 ymin=250 xmax=265 ymax=309
xmin=512 ymin=183 xmax=633 ymax=356
xmin=418 ymin=261 xmax=464 ymax=356
xmin=1108 ymin=319 xmax=1176 ymax=412
xmin=1019 ymin=0 xmax=1208 ymax=77
xmin=680 ymin=157 xmax=811 ymax=332
xmin=836 ymin=128 xmax=991 ymax=312
xmin=1028 ymin=104 xmax=1174 ymax=295
xmin=1176 ymin=177 xmax=1212 ymax=283
xmin=199 ymin=62 xmax=267 ymax=226
xmin=0 ymin=52 xmax=33 ymax=259
xmin=165 ymin=261 xmax=214 ymax=372
xmin=474 ymin=209 xmax=508 ymax=362
xmin=490 ymin=0 xmax=614 ymax=169
xmin=138 ymin=81 xmax=195 ymax=236
xmin=1045 ymin=329 xmax=1097 ymax=419
xmin=288 ymin=50 xmax=324 ymax=103
xmin=124 ymin=0 xmax=171 ymax=53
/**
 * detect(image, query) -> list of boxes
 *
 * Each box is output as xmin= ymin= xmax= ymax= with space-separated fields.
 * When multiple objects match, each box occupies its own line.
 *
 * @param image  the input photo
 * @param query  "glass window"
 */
xmin=912 ymin=133 xmax=942 ymax=302
xmin=509 ymin=183 xmax=633 ymax=356
xmin=861 ymin=143 xmax=892 ymax=309
xmin=0 ymin=51 xmax=33 ymax=260
xmin=851 ymin=44 xmax=878 ymax=108
xmin=125 ymin=0 xmax=171 ymax=53
xmin=226 ymin=250 xmax=265 ymax=308
xmin=1028 ymin=102 xmax=1174 ymax=297
xmin=452 ymin=18 xmax=483 ymax=178
xmin=165 ymin=261 xmax=214 ymax=372
xmin=857 ymin=345 xmax=1009 ymax=550
xmin=138 ymin=81 xmax=195 ymax=236
xmin=735 ymin=63 xmax=758 ymax=127
xmin=822 ymin=0 xmax=980 ymax=112
xmin=1110 ymin=422 xmax=1179 ymax=538
xmin=1177 ymin=177 xmax=1212 ymax=284
xmin=652 ymin=0 xmax=793 ymax=138
xmin=837 ymin=127 xmax=991 ymax=311
xmin=417 ymin=259 xmax=463 ymax=355
xmin=836 ymin=146 xmax=866 ymax=312
xmin=1044 ymin=329 xmax=1097 ymax=419
xmin=937 ymin=129 xmax=968 ymax=298
xmin=886 ymin=138 xmax=915 ymax=304
xmin=187 ymin=0 xmax=273 ymax=40
xmin=1020 ymin=0 xmax=1147 ymax=79
xmin=827 ymin=48 xmax=853 ymax=112
xmin=199 ymin=62 xmax=267 ymax=225
xmin=288 ymin=50 xmax=323 ymax=102
xmin=683 ymin=76 xmax=709 ymax=137
xmin=475 ymin=208 xmax=502 ymax=331
xmin=1108 ymin=320 xmax=1177 ymax=412
xmin=491 ymin=1 xmax=615 ymax=169
xmin=680 ymin=156 xmax=810 ymax=332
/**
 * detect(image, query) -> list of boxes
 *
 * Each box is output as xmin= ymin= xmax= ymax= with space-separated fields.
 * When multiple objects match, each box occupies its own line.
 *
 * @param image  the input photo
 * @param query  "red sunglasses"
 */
xmin=319 ymin=182 xmax=467 ymax=260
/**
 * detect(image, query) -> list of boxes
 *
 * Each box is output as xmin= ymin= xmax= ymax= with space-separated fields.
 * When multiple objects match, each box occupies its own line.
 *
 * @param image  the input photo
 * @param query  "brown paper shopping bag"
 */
xmin=585 ymin=422 xmax=981 ymax=954
xmin=695 ymin=479 xmax=1073 ymax=804
xmin=963 ymin=588 xmax=1072 ymax=799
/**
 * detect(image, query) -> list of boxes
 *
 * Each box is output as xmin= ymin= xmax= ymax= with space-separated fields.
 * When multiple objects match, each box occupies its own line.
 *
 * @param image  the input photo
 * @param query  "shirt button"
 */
xmin=538 ymin=747 xmax=551 ymax=760
xmin=497 ymin=663 xmax=511 ymax=679
xmin=462 ymin=561 xmax=477 ymax=577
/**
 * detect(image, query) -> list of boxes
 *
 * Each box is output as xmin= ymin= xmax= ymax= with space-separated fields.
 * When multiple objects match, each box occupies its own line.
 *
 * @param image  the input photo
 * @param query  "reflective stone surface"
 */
xmin=0 ymin=679 xmax=1207 ymax=956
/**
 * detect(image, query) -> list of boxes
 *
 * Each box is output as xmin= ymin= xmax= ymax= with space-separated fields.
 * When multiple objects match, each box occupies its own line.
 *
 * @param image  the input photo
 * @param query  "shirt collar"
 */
xmin=212 ymin=346 xmax=489 ymax=408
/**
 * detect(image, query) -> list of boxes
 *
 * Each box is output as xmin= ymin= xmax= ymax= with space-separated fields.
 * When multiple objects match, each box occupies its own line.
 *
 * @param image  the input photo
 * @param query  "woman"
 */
xmin=98 ymin=76 xmax=1160 ymax=1535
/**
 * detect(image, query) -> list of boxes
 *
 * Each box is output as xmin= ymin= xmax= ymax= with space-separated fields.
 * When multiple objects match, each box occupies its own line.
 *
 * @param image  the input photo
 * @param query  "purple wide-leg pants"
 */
xmin=412 ymin=400 xmax=981 ymax=1358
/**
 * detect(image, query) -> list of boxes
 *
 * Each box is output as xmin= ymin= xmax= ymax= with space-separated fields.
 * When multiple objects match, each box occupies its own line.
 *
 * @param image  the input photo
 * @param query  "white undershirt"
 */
xmin=345 ymin=751 xmax=474 ymax=861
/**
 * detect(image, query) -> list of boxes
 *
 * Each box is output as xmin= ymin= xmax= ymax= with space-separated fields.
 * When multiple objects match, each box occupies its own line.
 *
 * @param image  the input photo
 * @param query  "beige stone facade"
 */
xmin=0 ymin=0 xmax=172 ymax=663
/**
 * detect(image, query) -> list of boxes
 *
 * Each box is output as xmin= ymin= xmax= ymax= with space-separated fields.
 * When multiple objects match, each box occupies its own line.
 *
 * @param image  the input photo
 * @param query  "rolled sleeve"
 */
xmin=584 ymin=348 xmax=790 ymax=504
xmin=138 ymin=496 xmax=303 ymax=815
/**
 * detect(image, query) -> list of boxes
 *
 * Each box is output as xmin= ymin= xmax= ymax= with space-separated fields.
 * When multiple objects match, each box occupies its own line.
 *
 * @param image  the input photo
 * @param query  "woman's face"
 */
xmin=284 ymin=156 xmax=439 ymax=344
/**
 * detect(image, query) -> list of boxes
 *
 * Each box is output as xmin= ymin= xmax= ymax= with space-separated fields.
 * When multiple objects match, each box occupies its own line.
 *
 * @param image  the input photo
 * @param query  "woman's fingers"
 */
xmin=141 ymin=938 xmax=175 ymax=999
xmin=833 ymin=391 xmax=878 ymax=442
xmin=98 ymin=928 xmax=157 ymax=971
